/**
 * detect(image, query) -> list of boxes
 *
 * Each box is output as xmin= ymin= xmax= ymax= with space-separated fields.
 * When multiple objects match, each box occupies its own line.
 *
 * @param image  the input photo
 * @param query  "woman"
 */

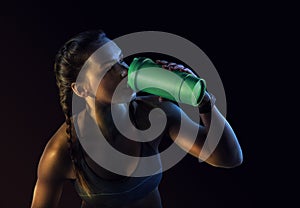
xmin=31 ymin=30 xmax=243 ymax=208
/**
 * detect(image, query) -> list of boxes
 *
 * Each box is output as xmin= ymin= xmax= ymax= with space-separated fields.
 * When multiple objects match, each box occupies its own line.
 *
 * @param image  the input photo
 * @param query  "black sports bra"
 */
xmin=73 ymin=98 xmax=163 ymax=207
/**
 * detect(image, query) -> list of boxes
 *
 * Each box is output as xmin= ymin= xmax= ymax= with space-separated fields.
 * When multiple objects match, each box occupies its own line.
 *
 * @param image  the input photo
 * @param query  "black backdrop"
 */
xmin=1 ymin=2 xmax=293 ymax=208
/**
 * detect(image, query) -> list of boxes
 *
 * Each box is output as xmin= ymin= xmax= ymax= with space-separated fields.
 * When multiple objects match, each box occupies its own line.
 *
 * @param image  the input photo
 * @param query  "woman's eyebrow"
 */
xmin=97 ymin=51 xmax=123 ymax=70
xmin=101 ymin=55 xmax=123 ymax=68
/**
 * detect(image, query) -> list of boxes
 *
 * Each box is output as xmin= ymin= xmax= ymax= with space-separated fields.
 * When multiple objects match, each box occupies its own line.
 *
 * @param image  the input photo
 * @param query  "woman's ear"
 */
xmin=71 ymin=82 xmax=89 ymax=98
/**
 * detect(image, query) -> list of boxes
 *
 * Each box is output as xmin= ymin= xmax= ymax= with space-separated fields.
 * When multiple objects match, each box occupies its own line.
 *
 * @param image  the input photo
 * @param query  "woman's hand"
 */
xmin=155 ymin=60 xmax=199 ymax=102
xmin=155 ymin=60 xmax=198 ymax=77
xmin=155 ymin=60 xmax=213 ymax=109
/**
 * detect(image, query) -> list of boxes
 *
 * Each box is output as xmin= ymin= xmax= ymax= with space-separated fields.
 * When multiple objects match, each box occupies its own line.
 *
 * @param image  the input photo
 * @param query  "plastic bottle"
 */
xmin=127 ymin=57 xmax=206 ymax=106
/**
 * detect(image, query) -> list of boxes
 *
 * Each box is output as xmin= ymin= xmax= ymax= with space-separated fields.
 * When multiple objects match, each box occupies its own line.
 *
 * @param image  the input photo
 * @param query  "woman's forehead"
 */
xmin=89 ymin=41 xmax=122 ymax=69
xmin=76 ymin=41 xmax=122 ymax=82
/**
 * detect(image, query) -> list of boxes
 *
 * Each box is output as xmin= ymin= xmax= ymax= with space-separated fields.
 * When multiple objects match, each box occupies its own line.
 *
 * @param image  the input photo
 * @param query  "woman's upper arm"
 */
xmin=31 ymin=177 xmax=64 ymax=208
xmin=31 ymin=123 xmax=72 ymax=208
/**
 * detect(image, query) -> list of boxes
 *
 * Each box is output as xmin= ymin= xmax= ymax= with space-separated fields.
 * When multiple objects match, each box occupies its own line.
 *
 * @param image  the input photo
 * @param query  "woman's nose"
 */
xmin=120 ymin=68 xmax=128 ymax=78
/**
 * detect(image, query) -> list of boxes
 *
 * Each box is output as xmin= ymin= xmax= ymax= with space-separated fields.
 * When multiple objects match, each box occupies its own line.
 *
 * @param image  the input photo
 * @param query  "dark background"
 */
xmin=1 ymin=1 xmax=296 ymax=208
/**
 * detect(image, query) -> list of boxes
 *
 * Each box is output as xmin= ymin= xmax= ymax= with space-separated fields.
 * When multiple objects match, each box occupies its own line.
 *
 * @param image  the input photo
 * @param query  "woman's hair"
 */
xmin=54 ymin=29 xmax=107 ymax=196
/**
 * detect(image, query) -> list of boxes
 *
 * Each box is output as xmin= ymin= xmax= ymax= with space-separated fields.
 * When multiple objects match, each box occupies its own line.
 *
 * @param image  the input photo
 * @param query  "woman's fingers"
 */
xmin=173 ymin=65 xmax=185 ymax=70
xmin=156 ymin=60 xmax=168 ymax=65
xmin=155 ymin=59 xmax=197 ymax=77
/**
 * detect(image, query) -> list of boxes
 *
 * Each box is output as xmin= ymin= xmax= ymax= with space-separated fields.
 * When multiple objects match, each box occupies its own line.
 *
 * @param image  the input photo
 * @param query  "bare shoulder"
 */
xmin=37 ymin=122 xmax=75 ymax=181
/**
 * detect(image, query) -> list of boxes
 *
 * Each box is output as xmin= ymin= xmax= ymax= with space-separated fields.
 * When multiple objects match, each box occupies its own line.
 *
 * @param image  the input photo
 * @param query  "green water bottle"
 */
xmin=127 ymin=57 xmax=206 ymax=106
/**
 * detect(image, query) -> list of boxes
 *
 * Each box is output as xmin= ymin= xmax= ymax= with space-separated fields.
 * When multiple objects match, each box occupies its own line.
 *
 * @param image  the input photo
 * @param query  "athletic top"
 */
xmin=73 ymin=98 xmax=163 ymax=207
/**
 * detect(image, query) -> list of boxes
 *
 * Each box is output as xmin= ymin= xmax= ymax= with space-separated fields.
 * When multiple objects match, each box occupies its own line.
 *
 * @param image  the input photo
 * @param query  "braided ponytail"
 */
xmin=54 ymin=30 xmax=107 ymax=197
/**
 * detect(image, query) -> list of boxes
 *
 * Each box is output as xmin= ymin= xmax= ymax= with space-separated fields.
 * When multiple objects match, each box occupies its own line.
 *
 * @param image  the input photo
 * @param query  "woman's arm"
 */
xmin=31 ymin=123 xmax=74 ymax=208
xmin=198 ymin=101 xmax=243 ymax=168
xmin=154 ymin=60 xmax=243 ymax=168
xmin=160 ymin=97 xmax=243 ymax=168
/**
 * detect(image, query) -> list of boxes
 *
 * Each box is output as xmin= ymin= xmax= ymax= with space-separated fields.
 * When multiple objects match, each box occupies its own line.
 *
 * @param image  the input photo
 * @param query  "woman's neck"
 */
xmin=84 ymin=101 xmax=129 ymax=139
xmin=86 ymin=102 xmax=128 ymax=123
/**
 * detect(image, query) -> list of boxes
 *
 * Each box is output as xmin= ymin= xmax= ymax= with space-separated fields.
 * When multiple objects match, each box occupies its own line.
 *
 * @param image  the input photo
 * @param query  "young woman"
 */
xmin=31 ymin=30 xmax=243 ymax=208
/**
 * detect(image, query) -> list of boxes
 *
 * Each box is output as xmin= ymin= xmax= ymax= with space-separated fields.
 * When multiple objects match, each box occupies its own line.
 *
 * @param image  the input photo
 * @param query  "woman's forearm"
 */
xmin=200 ymin=106 xmax=243 ymax=168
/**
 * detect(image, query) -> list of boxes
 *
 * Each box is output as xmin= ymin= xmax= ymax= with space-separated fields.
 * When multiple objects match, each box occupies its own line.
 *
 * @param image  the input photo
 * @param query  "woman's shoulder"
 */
xmin=45 ymin=122 xmax=70 ymax=153
xmin=37 ymin=122 xmax=75 ymax=180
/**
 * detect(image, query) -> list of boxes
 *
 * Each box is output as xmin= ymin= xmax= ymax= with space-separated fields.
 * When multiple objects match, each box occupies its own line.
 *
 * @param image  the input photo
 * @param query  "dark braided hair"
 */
xmin=54 ymin=30 xmax=108 ymax=196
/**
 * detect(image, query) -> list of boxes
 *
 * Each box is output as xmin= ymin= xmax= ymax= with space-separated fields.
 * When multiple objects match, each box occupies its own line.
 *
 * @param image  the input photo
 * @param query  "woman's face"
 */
xmin=82 ymin=41 xmax=135 ymax=104
xmin=95 ymin=59 xmax=135 ymax=104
